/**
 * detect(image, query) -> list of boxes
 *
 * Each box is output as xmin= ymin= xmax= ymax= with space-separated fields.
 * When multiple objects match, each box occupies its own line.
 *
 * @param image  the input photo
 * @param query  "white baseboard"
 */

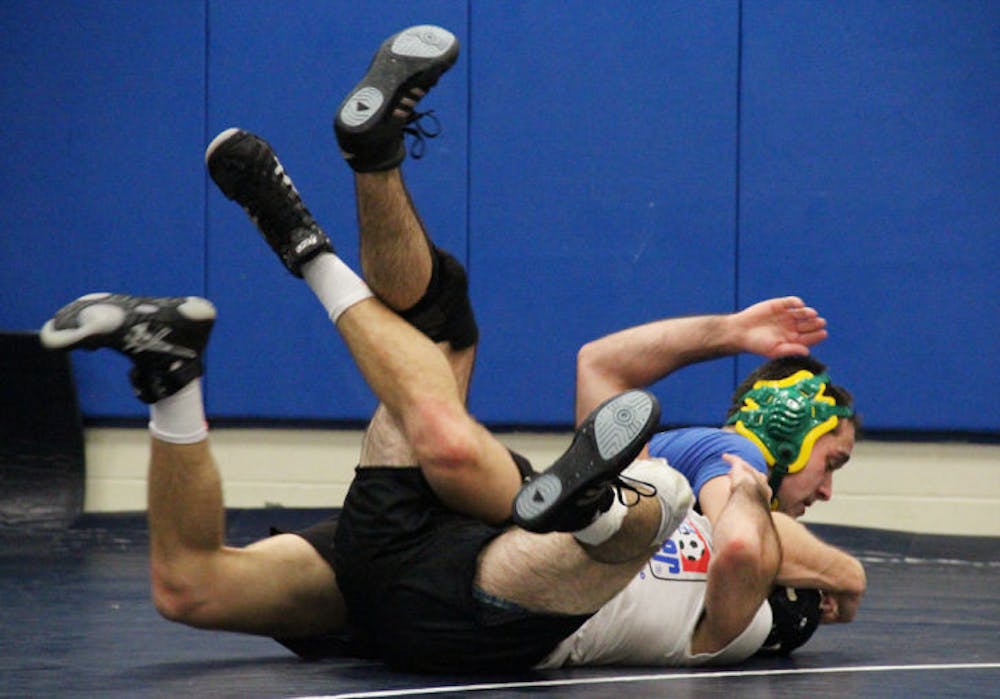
xmin=83 ymin=427 xmax=1000 ymax=537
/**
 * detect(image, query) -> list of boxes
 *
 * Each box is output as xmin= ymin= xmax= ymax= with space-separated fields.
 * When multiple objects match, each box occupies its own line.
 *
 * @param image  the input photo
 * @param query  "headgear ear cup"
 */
xmin=756 ymin=586 xmax=822 ymax=656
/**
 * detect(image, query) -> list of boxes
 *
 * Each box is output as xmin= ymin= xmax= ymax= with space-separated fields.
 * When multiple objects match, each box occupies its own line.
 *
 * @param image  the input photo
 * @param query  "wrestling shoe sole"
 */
xmin=40 ymin=293 xmax=216 ymax=353
xmin=512 ymin=390 xmax=660 ymax=533
xmin=336 ymin=25 xmax=459 ymax=134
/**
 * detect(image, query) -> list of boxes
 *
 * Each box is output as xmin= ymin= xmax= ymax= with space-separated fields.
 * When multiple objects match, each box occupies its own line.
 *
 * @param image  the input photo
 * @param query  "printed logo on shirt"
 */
xmin=647 ymin=519 xmax=711 ymax=580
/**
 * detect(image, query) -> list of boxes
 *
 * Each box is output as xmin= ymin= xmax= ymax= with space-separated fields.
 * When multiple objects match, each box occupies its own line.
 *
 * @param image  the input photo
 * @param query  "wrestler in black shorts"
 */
xmin=287 ymin=450 xmax=590 ymax=674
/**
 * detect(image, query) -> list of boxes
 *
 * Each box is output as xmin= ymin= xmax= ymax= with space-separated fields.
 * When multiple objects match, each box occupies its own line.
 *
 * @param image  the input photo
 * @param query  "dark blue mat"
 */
xmin=3 ymin=511 xmax=997 ymax=698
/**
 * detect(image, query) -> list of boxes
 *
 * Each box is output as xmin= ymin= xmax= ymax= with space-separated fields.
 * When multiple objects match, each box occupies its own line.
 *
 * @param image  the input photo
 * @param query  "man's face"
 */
xmin=775 ymin=420 xmax=856 ymax=518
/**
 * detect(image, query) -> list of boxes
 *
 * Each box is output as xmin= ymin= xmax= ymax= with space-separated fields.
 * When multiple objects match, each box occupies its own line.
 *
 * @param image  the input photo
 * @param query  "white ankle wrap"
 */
xmin=301 ymin=253 xmax=374 ymax=322
xmin=572 ymin=496 xmax=629 ymax=546
xmin=149 ymin=379 xmax=208 ymax=444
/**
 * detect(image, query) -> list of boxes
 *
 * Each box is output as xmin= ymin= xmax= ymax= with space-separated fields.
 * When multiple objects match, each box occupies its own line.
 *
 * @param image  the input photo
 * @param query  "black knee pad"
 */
xmin=399 ymin=246 xmax=479 ymax=350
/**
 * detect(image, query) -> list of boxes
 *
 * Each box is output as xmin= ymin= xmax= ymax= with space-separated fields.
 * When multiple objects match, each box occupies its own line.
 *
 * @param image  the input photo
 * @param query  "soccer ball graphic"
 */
xmin=677 ymin=532 xmax=705 ymax=562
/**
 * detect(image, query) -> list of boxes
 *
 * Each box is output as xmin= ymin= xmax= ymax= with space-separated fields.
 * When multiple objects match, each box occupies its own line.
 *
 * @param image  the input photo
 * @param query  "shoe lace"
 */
xmin=239 ymin=146 xmax=316 ymax=235
xmin=613 ymin=473 xmax=658 ymax=508
xmin=403 ymin=110 xmax=442 ymax=160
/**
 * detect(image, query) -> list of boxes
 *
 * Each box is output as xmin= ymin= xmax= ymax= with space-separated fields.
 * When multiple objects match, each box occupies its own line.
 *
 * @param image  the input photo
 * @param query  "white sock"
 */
xmin=573 ymin=459 xmax=695 ymax=548
xmin=149 ymin=379 xmax=208 ymax=444
xmin=572 ymin=496 xmax=629 ymax=546
xmin=301 ymin=253 xmax=374 ymax=322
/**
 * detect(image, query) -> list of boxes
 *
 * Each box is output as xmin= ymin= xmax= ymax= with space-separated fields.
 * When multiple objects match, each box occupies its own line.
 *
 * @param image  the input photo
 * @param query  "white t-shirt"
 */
xmin=536 ymin=511 xmax=773 ymax=668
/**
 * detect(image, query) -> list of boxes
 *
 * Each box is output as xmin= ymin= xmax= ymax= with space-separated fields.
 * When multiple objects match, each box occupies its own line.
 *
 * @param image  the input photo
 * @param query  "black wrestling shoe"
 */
xmin=206 ymin=128 xmax=334 ymax=277
xmin=512 ymin=390 xmax=661 ymax=533
xmin=334 ymin=24 xmax=459 ymax=172
xmin=40 ymin=293 xmax=216 ymax=403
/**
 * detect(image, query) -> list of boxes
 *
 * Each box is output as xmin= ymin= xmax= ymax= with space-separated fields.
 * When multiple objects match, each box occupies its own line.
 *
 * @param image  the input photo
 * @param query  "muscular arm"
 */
xmin=770 ymin=512 xmax=866 ymax=623
xmin=700 ymin=475 xmax=865 ymax=624
xmin=691 ymin=456 xmax=781 ymax=655
xmin=575 ymin=297 xmax=828 ymax=423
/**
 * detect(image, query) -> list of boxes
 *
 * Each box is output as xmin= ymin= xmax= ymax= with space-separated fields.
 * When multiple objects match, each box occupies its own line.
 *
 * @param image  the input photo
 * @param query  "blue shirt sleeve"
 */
xmin=646 ymin=427 xmax=768 ymax=502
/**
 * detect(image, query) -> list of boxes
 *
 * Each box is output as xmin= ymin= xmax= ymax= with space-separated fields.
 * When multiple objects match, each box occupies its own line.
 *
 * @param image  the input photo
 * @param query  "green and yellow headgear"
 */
xmin=725 ymin=369 xmax=853 ymax=509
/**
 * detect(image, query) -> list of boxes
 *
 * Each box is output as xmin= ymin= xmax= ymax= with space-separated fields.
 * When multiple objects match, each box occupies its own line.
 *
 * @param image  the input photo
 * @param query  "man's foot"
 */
xmin=512 ymin=390 xmax=661 ymax=533
xmin=40 ymin=293 xmax=216 ymax=403
xmin=334 ymin=24 xmax=459 ymax=172
xmin=205 ymin=128 xmax=333 ymax=277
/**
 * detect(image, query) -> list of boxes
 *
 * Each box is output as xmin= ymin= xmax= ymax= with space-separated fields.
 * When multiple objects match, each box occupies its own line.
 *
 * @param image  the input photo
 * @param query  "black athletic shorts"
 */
xmin=323 ymin=465 xmax=592 ymax=673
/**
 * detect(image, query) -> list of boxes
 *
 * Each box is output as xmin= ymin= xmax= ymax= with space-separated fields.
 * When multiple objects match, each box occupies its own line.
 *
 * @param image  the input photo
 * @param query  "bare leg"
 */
xmin=350 ymin=168 xmax=504 ymax=517
xmin=355 ymin=169 xmax=433 ymax=311
xmin=353 ymin=167 xmax=471 ymax=469
xmin=354 ymin=167 xmax=477 ymax=405
xmin=40 ymin=294 xmax=346 ymax=637
xmin=147 ymin=438 xmax=224 ymax=562
xmin=207 ymin=128 xmax=517 ymax=522
xmin=359 ymin=347 xmax=475 ymax=467
xmin=475 ymin=497 xmax=663 ymax=615
xmin=334 ymin=297 xmax=520 ymax=523
xmin=146 ymin=437 xmax=344 ymax=637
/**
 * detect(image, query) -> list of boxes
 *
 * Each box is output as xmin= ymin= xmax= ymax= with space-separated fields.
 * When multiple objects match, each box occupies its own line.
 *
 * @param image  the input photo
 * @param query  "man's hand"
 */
xmin=732 ymin=296 xmax=828 ymax=358
xmin=722 ymin=453 xmax=772 ymax=506
xmin=819 ymin=588 xmax=862 ymax=623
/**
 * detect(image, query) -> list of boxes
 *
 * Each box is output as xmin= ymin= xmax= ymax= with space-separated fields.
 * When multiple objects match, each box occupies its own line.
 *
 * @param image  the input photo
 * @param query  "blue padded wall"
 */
xmin=0 ymin=1 xmax=207 ymax=417
xmin=203 ymin=0 xmax=468 ymax=419
xmin=467 ymin=1 xmax=740 ymax=426
xmin=2 ymin=1 xmax=997 ymax=433
xmin=738 ymin=0 xmax=1000 ymax=431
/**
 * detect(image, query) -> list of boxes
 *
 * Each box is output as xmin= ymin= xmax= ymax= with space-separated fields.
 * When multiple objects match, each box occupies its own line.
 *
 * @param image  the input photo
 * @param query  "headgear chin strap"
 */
xmin=726 ymin=370 xmax=853 ymax=509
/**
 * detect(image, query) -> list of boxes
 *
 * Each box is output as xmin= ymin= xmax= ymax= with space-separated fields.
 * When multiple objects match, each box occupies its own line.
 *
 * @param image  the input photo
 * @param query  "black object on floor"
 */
xmin=0 ymin=332 xmax=84 ymax=530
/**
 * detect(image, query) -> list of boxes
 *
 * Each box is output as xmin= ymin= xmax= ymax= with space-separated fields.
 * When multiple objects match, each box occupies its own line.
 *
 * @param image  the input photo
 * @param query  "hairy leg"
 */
xmin=355 ymin=169 xmax=433 ymax=310
xmin=475 ymin=497 xmax=663 ymax=615
xmin=353 ymin=167 xmax=474 ymax=466
xmin=336 ymin=298 xmax=519 ymax=523
xmin=207 ymin=125 xmax=512 ymax=518
xmin=360 ymin=342 xmax=475 ymax=467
